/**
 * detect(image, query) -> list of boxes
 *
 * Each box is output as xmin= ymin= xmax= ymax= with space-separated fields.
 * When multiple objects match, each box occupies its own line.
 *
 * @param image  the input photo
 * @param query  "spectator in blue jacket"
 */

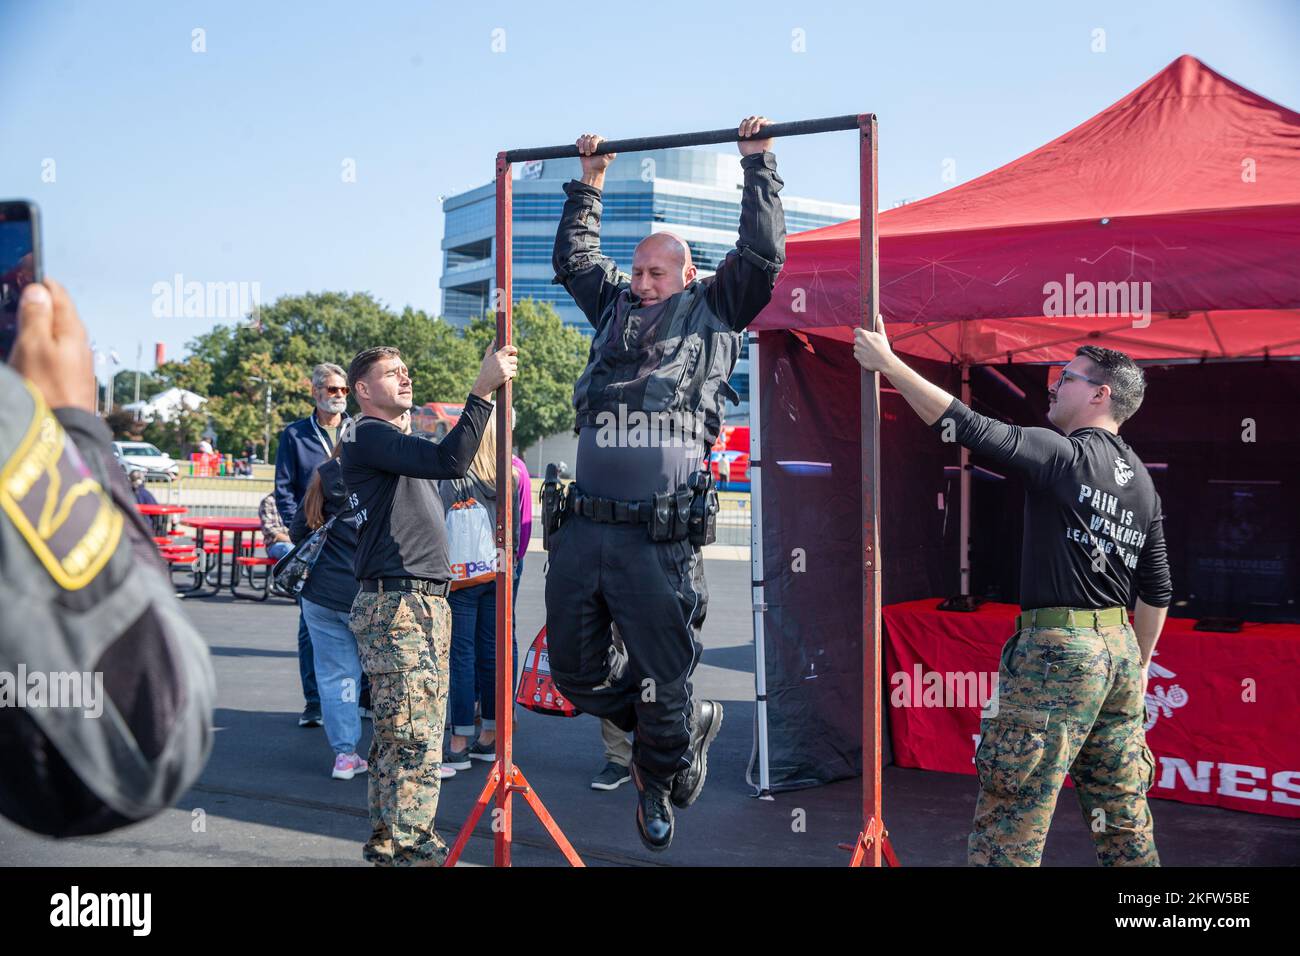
xmin=275 ymin=363 xmax=351 ymax=728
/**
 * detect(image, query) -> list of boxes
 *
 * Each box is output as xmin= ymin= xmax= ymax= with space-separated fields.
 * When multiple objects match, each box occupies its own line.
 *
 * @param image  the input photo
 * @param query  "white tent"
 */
xmin=121 ymin=387 xmax=207 ymax=423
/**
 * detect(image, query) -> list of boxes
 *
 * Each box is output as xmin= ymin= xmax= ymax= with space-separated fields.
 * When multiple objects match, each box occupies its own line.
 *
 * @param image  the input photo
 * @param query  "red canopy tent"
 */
xmin=752 ymin=54 xmax=1300 ymax=359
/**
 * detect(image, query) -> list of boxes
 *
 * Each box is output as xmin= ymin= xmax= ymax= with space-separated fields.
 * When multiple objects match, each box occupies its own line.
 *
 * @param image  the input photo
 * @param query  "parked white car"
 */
xmin=112 ymin=441 xmax=180 ymax=479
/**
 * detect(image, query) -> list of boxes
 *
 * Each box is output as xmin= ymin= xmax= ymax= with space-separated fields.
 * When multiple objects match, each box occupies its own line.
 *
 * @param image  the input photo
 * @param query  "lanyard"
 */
xmin=309 ymin=413 xmax=345 ymax=456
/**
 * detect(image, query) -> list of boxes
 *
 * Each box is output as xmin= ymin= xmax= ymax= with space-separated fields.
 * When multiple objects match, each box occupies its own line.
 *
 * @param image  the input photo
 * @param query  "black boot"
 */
xmin=632 ymin=764 xmax=674 ymax=852
xmin=671 ymin=699 xmax=723 ymax=809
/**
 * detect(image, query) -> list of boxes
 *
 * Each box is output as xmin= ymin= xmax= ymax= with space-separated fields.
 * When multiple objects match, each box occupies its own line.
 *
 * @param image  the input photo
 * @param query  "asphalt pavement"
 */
xmin=2 ymin=555 xmax=1297 ymax=867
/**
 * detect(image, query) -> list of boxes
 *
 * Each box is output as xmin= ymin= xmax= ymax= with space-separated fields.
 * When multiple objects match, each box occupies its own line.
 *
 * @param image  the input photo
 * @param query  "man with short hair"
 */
xmin=341 ymin=343 xmax=516 ymax=867
xmin=853 ymin=318 xmax=1172 ymax=866
xmin=275 ymin=362 xmax=351 ymax=727
xmin=547 ymin=116 xmax=785 ymax=850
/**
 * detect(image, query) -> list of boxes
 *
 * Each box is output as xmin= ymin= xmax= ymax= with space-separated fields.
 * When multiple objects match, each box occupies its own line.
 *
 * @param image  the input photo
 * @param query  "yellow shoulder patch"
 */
xmin=0 ymin=383 xmax=123 ymax=590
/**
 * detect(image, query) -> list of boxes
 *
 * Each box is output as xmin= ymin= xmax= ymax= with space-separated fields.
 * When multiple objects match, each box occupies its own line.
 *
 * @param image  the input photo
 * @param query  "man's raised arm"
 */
xmin=711 ymin=116 xmax=787 ymax=331
xmin=853 ymin=315 xmax=1077 ymax=483
xmin=552 ymin=133 xmax=629 ymax=329
xmin=854 ymin=314 xmax=957 ymax=425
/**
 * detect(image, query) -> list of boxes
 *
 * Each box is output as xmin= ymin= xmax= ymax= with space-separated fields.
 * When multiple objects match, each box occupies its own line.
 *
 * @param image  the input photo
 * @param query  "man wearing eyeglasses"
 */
xmin=853 ymin=317 xmax=1171 ymax=867
xmin=274 ymin=363 xmax=353 ymax=728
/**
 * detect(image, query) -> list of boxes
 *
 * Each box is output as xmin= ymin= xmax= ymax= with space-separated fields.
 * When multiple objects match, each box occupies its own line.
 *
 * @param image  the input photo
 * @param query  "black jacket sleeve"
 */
xmin=1135 ymin=498 xmax=1174 ymax=608
xmin=707 ymin=151 xmax=787 ymax=331
xmin=352 ymin=394 xmax=495 ymax=480
xmin=552 ymin=179 xmax=630 ymax=330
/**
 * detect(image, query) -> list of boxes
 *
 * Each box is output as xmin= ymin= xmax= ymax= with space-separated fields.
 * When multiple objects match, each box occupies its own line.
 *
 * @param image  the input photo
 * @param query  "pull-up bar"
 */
xmin=504 ymin=114 xmax=863 ymax=162
xmin=442 ymin=112 xmax=896 ymax=869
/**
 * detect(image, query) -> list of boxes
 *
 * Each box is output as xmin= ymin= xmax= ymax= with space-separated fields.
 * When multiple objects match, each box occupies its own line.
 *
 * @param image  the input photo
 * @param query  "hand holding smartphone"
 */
xmin=0 ymin=201 xmax=42 ymax=364
xmin=2 ymin=201 xmax=97 ymax=412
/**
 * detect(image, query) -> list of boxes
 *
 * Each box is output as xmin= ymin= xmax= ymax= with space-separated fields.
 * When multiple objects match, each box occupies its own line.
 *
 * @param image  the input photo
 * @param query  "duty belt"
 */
xmin=568 ymin=489 xmax=654 ymax=524
xmin=1017 ymin=606 xmax=1127 ymax=631
xmin=360 ymin=577 xmax=450 ymax=597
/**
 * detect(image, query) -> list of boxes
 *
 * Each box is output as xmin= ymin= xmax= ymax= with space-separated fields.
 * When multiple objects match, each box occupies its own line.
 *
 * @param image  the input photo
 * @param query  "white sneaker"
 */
xmin=332 ymin=753 xmax=369 ymax=780
xmin=439 ymin=765 xmax=457 ymax=779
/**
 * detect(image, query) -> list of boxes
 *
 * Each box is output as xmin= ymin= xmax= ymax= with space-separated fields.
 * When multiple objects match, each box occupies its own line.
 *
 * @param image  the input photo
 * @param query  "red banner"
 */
xmin=883 ymin=599 xmax=1300 ymax=818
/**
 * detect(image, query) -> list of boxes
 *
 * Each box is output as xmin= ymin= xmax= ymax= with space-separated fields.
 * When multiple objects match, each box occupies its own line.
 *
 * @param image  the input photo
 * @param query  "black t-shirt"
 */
xmin=936 ymin=399 xmax=1173 ymax=611
xmin=340 ymin=393 xmax=494 ymax=581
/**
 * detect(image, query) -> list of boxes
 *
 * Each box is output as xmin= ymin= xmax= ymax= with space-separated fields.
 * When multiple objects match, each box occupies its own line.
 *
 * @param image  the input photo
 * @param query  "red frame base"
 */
xmin=442 ymin=762 xmax=584 ymax=868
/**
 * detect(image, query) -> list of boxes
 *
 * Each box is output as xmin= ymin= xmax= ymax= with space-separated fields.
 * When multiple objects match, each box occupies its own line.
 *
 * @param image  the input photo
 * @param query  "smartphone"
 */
xmin=0 ymin=201 xmax=44 ymax=362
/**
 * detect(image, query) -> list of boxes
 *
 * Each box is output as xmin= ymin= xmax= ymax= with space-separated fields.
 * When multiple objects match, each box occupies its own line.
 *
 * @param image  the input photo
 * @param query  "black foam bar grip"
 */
xmin=504 ymin=114 xmax=868 ymax=163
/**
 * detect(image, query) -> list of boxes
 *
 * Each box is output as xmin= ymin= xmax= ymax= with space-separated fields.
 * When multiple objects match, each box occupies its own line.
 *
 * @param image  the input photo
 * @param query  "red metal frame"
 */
xmin=845 ymin=114 xmax=899 ymax=867
xmin=443 ymin=152 xmax=584 ymax=868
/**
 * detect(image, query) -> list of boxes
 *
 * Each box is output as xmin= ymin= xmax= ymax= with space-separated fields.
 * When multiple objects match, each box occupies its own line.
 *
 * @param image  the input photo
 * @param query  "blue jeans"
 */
xmin=449 ymin=582 xmax=498 ymax=737
xmin=300 ymin=597 xmax=363 ymax=755
xmin=296 ymin=602 xmax=319 ymax=708
xmin=267 ymin=540 xmax=292 ymax=560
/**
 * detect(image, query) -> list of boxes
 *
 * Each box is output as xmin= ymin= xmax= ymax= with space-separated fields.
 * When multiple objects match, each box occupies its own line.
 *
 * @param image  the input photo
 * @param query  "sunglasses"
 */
xmin=1053 ymin=368 xmax=1105 ymax=388
xmin=323 ymin=385 xmax=350 ymax=395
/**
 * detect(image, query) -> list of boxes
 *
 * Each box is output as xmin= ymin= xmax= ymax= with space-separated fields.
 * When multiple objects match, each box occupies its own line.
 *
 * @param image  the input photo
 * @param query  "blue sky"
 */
xmin=2 ymin=0 xmax=1296 ymax=375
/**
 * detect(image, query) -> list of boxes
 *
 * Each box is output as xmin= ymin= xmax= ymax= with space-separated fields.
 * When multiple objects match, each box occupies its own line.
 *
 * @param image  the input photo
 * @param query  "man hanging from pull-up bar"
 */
xmin=546 ymin=116 xmax=785 ymax=851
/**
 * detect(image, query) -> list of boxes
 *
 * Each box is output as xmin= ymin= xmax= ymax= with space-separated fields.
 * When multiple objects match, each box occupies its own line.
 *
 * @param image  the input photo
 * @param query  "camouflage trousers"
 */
xmin=348 ymin=590 xmax=452 ymax=867
xmin=969 ymin=616 xmax=1160 ymax=867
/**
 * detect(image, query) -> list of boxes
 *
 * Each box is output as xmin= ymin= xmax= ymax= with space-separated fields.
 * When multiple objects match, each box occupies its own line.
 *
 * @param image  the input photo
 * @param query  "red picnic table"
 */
xmin=178 ymin=516 xmax=265 ymax=598
xmin=136 ymin=501 xmax=189 ymax=542
xmin=136 ymin=503 xmax=189 ymax=516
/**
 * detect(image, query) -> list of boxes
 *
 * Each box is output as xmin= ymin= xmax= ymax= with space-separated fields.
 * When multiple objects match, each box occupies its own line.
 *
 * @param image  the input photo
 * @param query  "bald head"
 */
xmin=635 ymin=232 xmax=692 ymax=269
xmin=631 ymin=232 xmax=697 ymax=306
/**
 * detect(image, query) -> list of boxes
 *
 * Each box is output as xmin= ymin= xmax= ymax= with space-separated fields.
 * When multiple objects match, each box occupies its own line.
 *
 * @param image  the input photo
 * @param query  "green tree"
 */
xmin=464 ymin=300 xmax=588 ymax=452
xmin=149 ymin=291 xmax=587 ymax=458
xmin=111 ymin=370 xmax=163 ymax=408
xmin=104 ymin=409 xmax=146 ymax=441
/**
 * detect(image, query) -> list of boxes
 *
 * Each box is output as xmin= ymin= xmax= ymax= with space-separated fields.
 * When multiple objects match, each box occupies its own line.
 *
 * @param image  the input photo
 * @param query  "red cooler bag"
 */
xmin=515 ymin=627 xmax=579 ymax=717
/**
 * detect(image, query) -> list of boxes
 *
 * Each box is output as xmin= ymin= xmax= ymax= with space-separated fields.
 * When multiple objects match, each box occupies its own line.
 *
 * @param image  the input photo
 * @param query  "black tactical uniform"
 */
xmin=547 ymin=152 xmax=785 ymax=794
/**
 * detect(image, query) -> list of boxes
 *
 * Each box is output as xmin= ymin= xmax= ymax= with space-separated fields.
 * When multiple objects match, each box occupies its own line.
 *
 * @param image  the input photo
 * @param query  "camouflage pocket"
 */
xmin=360 ymin=593 xmax=435 ymax=674
xmin=348 ymin=593 xmax=377 ymax=640
xmin=1137 ymin=735 xmax=1157 ymax=796
xmin=975 ymin=702 xmax=1051 ymax=796
xmin=371 ymin=670 xmax=439 ymax=743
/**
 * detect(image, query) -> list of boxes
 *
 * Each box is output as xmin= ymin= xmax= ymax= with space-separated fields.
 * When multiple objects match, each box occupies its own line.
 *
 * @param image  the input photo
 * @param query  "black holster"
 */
xmin=687 ymin=469 xmax=718 ymax=547
xmin=541 ymin=463 xmax=567 ymax=550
